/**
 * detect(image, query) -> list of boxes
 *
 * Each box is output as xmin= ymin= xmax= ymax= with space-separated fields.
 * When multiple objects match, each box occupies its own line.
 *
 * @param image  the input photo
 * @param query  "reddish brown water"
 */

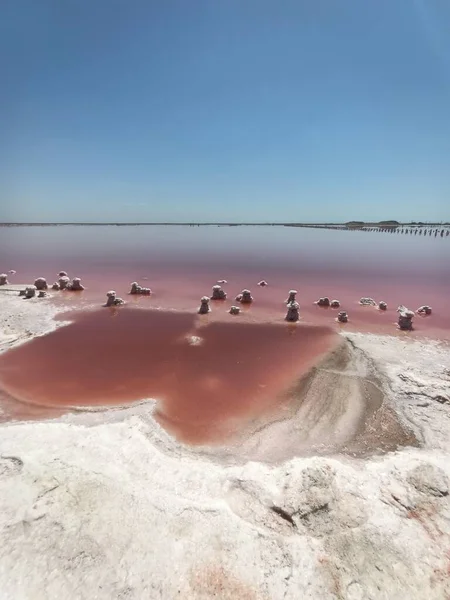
xmin=0 ymin=307 xmax=337 ymax=443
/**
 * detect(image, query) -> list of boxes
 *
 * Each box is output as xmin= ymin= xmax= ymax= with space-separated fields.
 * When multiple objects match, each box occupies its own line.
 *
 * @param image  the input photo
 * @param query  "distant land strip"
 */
xmin=0 ymin=221 xmax=449 ymax=228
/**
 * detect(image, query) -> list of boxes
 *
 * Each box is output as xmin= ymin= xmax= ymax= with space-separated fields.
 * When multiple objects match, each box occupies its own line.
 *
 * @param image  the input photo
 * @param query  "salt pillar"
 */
xmin=198 ymin=296 xmax=211 ymax=314
xmin=337 ymin=311 xmax=348 ymax=323
xmin=105 ymin=291 xmax=124 ymax=307
xmin=286 ymin=290 xmax=297 ymax=304
xmin=68 ymin=277 xmax=85 ymax=291
xmin=397 ymin=306 xmax=414 ymax=330
xmin=236 ymin=289 xmax=253 ymax=304
xmin=285 ymin=301 xmax=300 ymax=322
xmin=58 ymin=276 xmax=70 ymax=290
xmin=211 ymin=285 xmax=227 ymax=300
xmin=0 ymin=274 xmax=9 ymax=286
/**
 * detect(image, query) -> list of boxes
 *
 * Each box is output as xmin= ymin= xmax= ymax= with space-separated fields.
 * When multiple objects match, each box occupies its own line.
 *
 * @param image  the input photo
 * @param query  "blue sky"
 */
xmin=1 ymin=0 xmax=449 ymax=223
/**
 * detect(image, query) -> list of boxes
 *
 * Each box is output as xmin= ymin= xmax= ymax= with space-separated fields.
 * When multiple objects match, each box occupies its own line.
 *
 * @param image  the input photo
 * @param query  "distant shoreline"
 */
xmin=1 ymin=221 xmax=449 ymax=228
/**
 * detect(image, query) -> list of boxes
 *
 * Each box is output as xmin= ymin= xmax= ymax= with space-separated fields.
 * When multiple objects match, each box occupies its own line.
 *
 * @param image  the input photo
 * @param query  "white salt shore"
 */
xmin=1 ymin=287 xmax=450 ymax=599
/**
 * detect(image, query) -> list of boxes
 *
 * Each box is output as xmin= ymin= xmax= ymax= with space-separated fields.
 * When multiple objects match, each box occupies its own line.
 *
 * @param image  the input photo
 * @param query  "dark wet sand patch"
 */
xmin=0 ymin=307 xmax=338 ymax=444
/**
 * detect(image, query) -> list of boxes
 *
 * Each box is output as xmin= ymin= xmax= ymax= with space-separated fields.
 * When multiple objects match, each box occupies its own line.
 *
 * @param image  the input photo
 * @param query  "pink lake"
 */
xmin=1 ymin=225 xmax=449 ymax=338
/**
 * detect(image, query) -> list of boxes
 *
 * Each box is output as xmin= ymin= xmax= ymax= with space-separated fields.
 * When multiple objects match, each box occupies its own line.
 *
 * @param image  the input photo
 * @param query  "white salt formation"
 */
xmin=337 ymin=310 xmax=348 ymax=323
xmin=0 ymin=274 xmax=9 ymax=286
xmin=67 ymin=277 xmax=85 ymax=291
xmin=211 ymin=285 xmax=226 ymax=300
xmin=236 ymin=289 xmax=253 ymax=304
xmin=379 ymin=301 xmax=388 ymax=310
xmin=130 ymin=282 xmax=151 ymax=295
xmin=286 ymin=290 xmax=297 ymax=304
xmin=34 ymin=277 xmax=48 ymax=291
xmin=360 ymin=297 xmax=377 ymax=306
xmin=105 ymin=291 xmax=125 ymax=307
xmin=24 ymin=286 xmax=37 ymax=299
xmin=330 ymin=299 xmax=340 ymax=308
xmin=198 ymin=296 xmax=211 ymax=314
xmin=58 ymin=276 xmax=70 ymax=290
xmin=285 ymin=301 xmax=300 ymax=322
xmin=315 ymin=297 xmax=330 ymax=307
xmin=258 ymin=280 xmax=268 ymax=287
xmin=417 ymin=305 xmax=432 ymax=315
xmin=229 ymin=305 xmax=240 ymax=315
xmin=397 ymin=305 xmax=414 ymax=330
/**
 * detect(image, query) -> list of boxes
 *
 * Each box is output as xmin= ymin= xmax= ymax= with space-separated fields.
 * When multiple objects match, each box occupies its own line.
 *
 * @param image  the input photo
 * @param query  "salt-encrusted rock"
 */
xmin=105 ymin=291 xmax=125 ymax=307
xmin=229 ymin=305 xmax=240 ymax=315
xmin=130 ymin=282 xmax=151 ymax=295
xmin=417 ymin=305 xmax=432 ymax=315
xmin=58 ymin=271 xmax=68 ymax=277
xmin=34 ymin=277 xmax=48 ymax=291
xmin=58 ymin=276 xmax=70 ymax=290
xmin=0 ymin=274 xmax=9 ymax=286
xmin=51 ymin=282 xmax=60 ymax=291
xmin=66 ymin=277 xmax=85 ymax=291
xmin=316 ymin=297 xmax=330 ymax=307
xmin=285 ymin=301 xmax=300 ymax=322
xmin=236 ymin=289 xmax=253 ymax=304
xmin=286 ymin=290 xmax=297 ymax=304
xmin=330 ymin=299 xmax=340 ymax=308
xmin=24 ymin=285 xmax=37 ymax=299
xmin=337 ymin=311 xmax=348 ymax=323
xmin=38 ymin=291 xmax=47 ymax=298
xmin=211 ymin=285 xmax=226 ymax=300
xmin=198 ymin=296 xmax=211 ymax=314
xmin=258 ymin=280 xmax=268 ymax=287
xmin=217 ymin=279 xmax=228 ymax=284
xmin=379 ymin=301 xmax=388 ymax=311
xmin=359 ymin=297 xmax=376 ymax=306
xmin=398 ymin=307 xmax=414 ymax=330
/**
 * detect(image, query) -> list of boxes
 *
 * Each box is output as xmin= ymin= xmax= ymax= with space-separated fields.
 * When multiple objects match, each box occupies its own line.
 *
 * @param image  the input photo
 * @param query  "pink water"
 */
xmin=1 ymin=225 xmax=449 ymax=338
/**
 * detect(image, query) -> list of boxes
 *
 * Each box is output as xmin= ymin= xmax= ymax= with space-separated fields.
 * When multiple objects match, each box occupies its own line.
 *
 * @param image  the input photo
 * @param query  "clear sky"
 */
xmin=1 ymin=0 xmax=449 ymax=223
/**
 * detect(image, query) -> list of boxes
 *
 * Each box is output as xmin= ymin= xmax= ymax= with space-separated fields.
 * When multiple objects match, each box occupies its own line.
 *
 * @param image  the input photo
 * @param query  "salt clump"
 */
xmin=236 ymin=289 xmax=253 ymax=304
xmin=315 ymin=297 xmax=330 ymax=307
xmin=397 ymin=305 xmax=414 ymax=330
xmin=34 ymin=277 xmax=48 ymax=291
xmin=211 ymin=285 xmax=226 ymax=300
xmin=130 ymin=282 xmax=151 ymax=295
xmin=337 ymin=311 xmax=348 ymax=323
xmin=105 ymin=291 xmax=125 ymax=307
xmin=198 ymin=296 xmax=211 ymax=314
xmin=285 ymin=301 xmax=300 ymax=322
xmin=360 ymin=298 xmax=376 ymax=306
xmin=286 ymin=290 xmax=297 ymax=304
